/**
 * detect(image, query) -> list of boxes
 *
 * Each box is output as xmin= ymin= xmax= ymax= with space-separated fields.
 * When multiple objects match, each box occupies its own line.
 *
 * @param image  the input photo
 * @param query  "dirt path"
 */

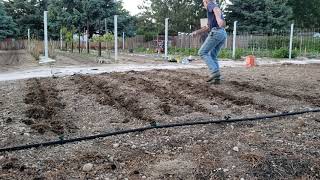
xmin=0 ymin=65 xmax=319 ymax=179
xmin=1 ymin=50 xmax=320 ymax=82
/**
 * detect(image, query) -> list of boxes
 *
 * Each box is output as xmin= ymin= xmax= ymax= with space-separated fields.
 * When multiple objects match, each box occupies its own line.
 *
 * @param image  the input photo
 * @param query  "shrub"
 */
xmin=272 ymin=48 xmax=298 ymax=58
xmin=134 ymin=47 xmax=146 ymax=53
xmin=218 ymin=49 xmax=232 ymax=59
xmin=249 ymin=36 xmax=320 ymax=53
xmin=144 ymin=32 xmax=157 ymax=42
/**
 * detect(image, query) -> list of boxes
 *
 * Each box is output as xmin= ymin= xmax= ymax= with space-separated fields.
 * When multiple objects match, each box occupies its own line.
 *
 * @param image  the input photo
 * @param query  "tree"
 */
xmin=48 ymin=0 xmax=136 ymax=39
xmin=3 ymin=0 xmax=45 ymax=38
xmin=225 ymin=0 xmax=293 ymax=33
xmin=2 ymin=0 xmax=136 ymax=40
xmin=138 ymin=0 xmax=208 ymax=35
xmin=135 ymin=14 xmax=159 ymax=41
xmin=48 ymin=0 xmax=85 ymax=40
xmin=115 ymin=7 xmax=137 ymax=37
xmin=287 ymin=0 xmax=320 ymax=28
xmin=0 ymin=2 xmax=17 ymax=40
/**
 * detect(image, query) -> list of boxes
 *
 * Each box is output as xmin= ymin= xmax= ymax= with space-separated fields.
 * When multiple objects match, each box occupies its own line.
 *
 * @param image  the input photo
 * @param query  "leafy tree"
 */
xmin=135 ymin=14 xmax=159 ymax=41
xmin=2 ymin=0 xmax=136 ymax=40
xmin=48 ymin=0 xmax=136 ymax=39
xmin=225 ymin=0 xmax=293 ymax=33
xmin=287 ymin=0 xmax=320 ymax=28
xmin=138 ymin=0 xmax=208 ymax=35
xmin=0 ymin=2 xmax=17 ymax=40
xmin=3 ymin=0 xmax=45 ymax=38
xmin=48 ymin=0 xmax=84 ymax=40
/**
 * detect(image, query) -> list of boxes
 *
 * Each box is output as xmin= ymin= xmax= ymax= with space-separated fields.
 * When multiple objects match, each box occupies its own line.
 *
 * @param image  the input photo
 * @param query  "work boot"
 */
xmin=209 ymin=79 xmax=222 ymax=85
xmin=207 ymin=71 xmax=222 ymax=85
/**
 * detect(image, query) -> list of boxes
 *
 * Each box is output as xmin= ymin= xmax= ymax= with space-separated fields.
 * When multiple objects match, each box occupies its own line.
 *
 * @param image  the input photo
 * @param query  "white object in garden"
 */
xmin=182 ymin=57 xmax=190 ymax=65
xmin=165 ymin=18 xmax=169 ymax=60
xmin=73 ymin=34 xmax=86 ymax=43
xmin=39 ymin=11 xmax=55 ymax=64
xmin=188 ymin=55 xmax=194 ymax=61
xmin=114 ymin=15 xmax=118 ymax=61
xmin=289 ymin=23 xmax=294 ymax=60
xmin=232 ymin=21 xmax=238 ymax=59
xmin=200 ymin=18 xmax=208 ymax=28
xmin=233 ymin=146 xmax=239 ymax=152
xmin=313 ymin=33 xmax=320 ymax=38
xmin=82 ymin=163 xmax=93 ymax=172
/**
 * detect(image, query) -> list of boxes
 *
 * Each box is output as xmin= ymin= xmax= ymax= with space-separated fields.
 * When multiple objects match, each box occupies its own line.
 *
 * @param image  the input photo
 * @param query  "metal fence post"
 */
xmin=60 ymin=29 xmax=63 ymax=50
xmin=232 ymin=21 xmax=238 ymax=59
xmin=28 ymin=29 xmax=31 ymax=51
xmin=44 ymin=11 xmax=49 ymax=59
xmin=105 ymin=18 xmax=108 ymax=50
xmin=289 ymin=23 xmax=294 ymax=59
xmin=114 ymin=15 xmax=118 ymax=61
xmin=122 ymin=32 xmax=125 ymax=50
xmin=165 ymin=18 xmax=169 ymax=60
xmin=225 ymin=35 xmax=228 ymax=49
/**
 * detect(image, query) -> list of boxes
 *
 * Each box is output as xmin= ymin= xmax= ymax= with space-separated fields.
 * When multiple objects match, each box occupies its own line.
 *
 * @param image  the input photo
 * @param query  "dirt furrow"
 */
xmin=74 ymin=75 xmax=158 ymax=122
xmin=228 ymin=80 xmax=320 ymax=107
xmin=24 ymin=78 xmax=74 ymax=134
xmin=109 ymin=72 xmax=210 ymax=116
xmin=149 ymin=70 xmax=277 ymax=113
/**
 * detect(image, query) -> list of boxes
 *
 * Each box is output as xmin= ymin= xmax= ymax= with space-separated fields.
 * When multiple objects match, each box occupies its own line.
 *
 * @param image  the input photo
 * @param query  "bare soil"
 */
xmin=53 ymin=51 xmax=166 ymax=66
xmin=0 ymin=64 xmax=319 ymax=179
xmin=0 ymin=50 xmax=168 ymax=74
xmin=0 ymin=50 xmax=37 ymax=72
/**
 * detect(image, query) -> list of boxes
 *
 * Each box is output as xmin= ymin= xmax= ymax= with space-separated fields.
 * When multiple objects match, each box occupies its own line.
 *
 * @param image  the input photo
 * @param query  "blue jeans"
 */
xmin=198 ymin=28 xmax=227 ymax=76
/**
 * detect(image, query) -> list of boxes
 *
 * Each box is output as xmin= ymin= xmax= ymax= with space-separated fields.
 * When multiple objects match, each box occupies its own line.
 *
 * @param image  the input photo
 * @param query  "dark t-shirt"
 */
xmin=207 ymin=2 xmax=224 ymax=30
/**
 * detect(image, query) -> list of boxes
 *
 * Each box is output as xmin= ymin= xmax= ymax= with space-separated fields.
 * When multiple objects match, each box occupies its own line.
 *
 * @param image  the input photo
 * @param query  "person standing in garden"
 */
xmin=192 ymin=0 xmax=227 ymax=85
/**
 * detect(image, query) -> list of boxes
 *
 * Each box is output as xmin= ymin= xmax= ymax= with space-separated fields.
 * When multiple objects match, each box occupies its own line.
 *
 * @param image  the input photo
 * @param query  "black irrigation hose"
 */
xmin=1 ymin=108 xmax=320 ymax=153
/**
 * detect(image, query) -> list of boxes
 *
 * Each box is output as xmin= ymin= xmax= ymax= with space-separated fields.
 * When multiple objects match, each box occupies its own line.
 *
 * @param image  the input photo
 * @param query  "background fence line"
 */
xmin=1 ymin=26 xmax=320 ymax=59
xmin=0 ymin=40 xmax=27 ymax=50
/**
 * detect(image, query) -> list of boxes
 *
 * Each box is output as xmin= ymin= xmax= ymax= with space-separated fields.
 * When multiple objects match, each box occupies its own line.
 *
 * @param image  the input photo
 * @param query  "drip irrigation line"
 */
xmin=1 ymin=108 xmax=319 ymax=153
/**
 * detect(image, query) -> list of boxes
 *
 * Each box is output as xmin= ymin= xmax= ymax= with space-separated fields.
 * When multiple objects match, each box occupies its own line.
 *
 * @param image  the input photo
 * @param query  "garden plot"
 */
xmin=0 ymin=65 xmax=319 ymax=179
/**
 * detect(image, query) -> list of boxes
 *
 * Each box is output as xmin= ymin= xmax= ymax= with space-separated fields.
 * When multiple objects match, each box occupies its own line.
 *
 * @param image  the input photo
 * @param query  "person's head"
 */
xmin=202 ymin=0 xmax=216 ymax=9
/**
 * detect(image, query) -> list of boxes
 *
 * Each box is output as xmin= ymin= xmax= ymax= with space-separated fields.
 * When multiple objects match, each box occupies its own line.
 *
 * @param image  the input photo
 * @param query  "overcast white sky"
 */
xmin=122 ymin=0 xmax=232 ymax=15
xmin=122 ymin=0 xmax=145 ymax=15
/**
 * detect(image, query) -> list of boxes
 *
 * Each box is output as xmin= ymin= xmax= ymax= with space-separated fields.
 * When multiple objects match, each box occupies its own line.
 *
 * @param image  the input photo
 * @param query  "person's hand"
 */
xmin=191 ymin=26 xmax=209 ymax=36
xmin=190 ymin=31 xmax=198 ymax=37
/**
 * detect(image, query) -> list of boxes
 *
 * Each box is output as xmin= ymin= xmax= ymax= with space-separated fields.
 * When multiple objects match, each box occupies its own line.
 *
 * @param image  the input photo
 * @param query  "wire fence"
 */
xmin=1 ymin=27 xmax=320 ymax=59
xmin=228 ymin=28 xmax=320 ymax=58
xmin=162 ymin=28 xmax=320 ymax=58
xmin=0 ymin=40 xmax=27 ymax=50
xmin=92 ymin=27 xmax=319 ymax=59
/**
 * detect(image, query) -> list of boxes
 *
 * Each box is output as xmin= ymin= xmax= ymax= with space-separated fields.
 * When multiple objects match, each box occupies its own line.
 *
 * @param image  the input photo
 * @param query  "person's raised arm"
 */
xmin=213 ymin=7 xmax=226 ymax=28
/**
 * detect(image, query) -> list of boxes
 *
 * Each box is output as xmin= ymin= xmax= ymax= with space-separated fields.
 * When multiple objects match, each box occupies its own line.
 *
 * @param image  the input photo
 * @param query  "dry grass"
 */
xmin=240 ymin=153 xmax=265 ymax=168
xmin=28 ymin=40 xmax=57 ymax=60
